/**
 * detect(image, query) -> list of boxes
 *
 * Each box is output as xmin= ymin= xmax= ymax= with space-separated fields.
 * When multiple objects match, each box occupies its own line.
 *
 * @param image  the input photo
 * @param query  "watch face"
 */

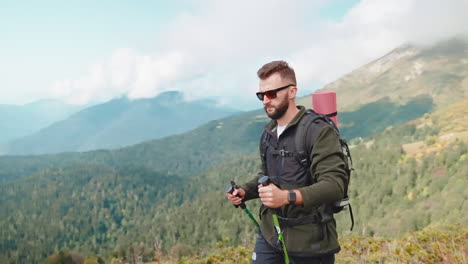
xmin=288 ymin=190 xmax=296 ymax=204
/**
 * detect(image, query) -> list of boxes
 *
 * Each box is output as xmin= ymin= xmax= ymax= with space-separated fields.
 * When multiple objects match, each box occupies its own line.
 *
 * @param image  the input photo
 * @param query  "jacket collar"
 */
xmin=265 ymin=105 xmax=306 ymax=134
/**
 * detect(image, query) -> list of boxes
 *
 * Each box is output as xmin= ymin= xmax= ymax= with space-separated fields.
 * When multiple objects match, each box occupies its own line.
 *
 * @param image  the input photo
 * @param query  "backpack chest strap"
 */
xmin=271 ymin=149 xmax=298 ymax=157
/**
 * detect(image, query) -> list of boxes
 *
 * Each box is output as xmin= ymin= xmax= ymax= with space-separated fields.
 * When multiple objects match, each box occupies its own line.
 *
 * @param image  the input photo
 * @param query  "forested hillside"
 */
xmin=0 ymin=98 xmax=466 ymax=263
xmin=0 ymin=109 xmax=267 ymax=182
xmin=0 ymin=164 xmax=187 ymax=263
xmin=339 ymin=95 xmax=433 ymax=139
xmin=0 ymin=93 xmax=434 ymax=183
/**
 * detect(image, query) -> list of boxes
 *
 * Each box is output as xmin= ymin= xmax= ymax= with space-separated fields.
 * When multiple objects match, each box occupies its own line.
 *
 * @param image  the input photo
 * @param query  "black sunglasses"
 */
xmin=256 ymin=84 xmax=295 ymax=101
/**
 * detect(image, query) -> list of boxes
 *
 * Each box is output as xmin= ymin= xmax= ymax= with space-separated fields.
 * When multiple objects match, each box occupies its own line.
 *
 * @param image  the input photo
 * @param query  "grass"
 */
xmin=162 ymin=225 xmax=467 ymax=264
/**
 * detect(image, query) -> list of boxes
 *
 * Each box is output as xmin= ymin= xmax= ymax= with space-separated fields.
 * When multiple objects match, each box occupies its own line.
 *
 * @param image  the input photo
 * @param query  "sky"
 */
xmin=1 ymin=0 xmax=467 ymax=110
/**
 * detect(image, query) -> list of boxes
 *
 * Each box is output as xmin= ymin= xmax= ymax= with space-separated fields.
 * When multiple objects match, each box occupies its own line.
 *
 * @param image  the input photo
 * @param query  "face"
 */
xmin=259 ymin=73 xmax=292 ymax=120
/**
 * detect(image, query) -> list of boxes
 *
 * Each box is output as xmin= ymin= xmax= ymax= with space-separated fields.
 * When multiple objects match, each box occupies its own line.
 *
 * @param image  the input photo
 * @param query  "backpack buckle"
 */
xmin=279 ymin=149 xmax=295 ymax=157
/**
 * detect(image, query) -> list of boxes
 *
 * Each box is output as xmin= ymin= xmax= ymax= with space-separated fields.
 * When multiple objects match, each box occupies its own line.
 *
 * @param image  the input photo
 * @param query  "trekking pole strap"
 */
xmin=348 ymin=204 xmax=355 ymax=231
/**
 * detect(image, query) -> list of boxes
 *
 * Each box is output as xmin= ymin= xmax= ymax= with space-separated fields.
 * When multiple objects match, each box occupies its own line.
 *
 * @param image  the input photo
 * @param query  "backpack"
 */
xmin=295 ymin=109 xmax=354 ymax=230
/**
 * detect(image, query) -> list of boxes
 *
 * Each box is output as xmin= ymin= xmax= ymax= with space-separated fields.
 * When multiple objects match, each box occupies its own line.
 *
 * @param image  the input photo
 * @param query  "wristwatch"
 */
xmin=288 ymin=190 xmax=296 ymax=205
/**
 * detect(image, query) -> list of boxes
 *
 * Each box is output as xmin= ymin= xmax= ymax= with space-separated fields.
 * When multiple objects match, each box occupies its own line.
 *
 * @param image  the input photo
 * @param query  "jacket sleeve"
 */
xmin=240 ymin=133 xmax=267 ymax=201
xmin=240 ymin=172 xmax=261 ymax=201
xmin=298 ymin=125 xmax=348 ymax=209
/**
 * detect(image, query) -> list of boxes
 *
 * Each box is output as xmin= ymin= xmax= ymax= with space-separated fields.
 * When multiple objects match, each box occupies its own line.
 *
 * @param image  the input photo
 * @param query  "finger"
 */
xmin=259 ymin=190 xmax=272 ymax=197
xmin=232 ymin=189 xmax=239 ymax=196
xmin=227 ymin=195 xmax=238 ymax=202
xmin=230 ymin=197 xmax=241 ymax=204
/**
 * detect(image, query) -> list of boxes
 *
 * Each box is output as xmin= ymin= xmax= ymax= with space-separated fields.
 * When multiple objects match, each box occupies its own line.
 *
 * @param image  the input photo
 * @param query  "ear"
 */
xmin=289 ymin=86 xmax=297 ymax=99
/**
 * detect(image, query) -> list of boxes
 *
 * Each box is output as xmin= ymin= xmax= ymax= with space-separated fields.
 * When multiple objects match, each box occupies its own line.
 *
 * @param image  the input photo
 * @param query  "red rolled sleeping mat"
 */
xmin=312 ymin=90 xmax=339 ymax=127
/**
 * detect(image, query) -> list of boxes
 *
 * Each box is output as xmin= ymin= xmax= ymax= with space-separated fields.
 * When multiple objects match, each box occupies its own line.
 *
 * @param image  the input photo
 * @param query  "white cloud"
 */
xmin=292 ymin=0 xmax=468 ymax=84
xmin=127 ymin=51 xmax=185 ymax=99
xmin=50 ymin=50 xmax=186 ymax=104
xmin=51 ymin=62 xmax=108 ymax=105
xmin=109 ymin=49 xmax=137 ymax=88
xmin=47 ymin=0 xmax=468 ymax=108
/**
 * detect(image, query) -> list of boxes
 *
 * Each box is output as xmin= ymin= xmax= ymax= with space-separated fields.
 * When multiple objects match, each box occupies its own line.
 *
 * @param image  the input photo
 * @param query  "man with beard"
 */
xmin=226 ymin=61 xmax=348 ymax=264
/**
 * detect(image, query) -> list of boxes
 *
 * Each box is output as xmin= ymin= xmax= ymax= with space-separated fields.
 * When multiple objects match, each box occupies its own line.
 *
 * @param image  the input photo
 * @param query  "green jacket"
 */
xmin=241 ymin=105 xmax=348 ymax=256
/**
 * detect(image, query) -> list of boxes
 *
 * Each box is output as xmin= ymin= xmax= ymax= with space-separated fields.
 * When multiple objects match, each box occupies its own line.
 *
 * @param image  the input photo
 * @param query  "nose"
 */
xmin=262 ymin=95 xmax=270 ymax=105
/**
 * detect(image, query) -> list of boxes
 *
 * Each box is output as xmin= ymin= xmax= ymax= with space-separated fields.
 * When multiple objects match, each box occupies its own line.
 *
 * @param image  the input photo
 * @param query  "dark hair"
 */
xmin=257 ymin=60 xmax=297 ymax=84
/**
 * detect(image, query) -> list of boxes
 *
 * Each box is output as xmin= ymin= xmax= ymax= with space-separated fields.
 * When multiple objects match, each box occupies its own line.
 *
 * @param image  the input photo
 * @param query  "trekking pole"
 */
xmin=226 ymin=181 xmax=260 ymax=229
xmin=258 ymin=176 xmax=290 ymax=264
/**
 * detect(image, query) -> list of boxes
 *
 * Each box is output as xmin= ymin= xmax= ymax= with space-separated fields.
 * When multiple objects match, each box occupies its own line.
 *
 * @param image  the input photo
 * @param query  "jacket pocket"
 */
xmin=284 ymin=222 xmax=324 ymax=253
xmin=259 ymin=207 xmax=280 ymax=250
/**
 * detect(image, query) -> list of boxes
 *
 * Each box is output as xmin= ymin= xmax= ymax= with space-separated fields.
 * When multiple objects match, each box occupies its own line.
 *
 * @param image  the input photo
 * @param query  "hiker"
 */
xmin=226 ymin=61 xmax=349 ymax=264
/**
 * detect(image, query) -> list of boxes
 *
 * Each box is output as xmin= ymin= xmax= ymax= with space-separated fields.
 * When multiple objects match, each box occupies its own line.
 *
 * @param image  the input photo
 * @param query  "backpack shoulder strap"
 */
xmin=294 ymin=109 xmax=336 ymax=167
xmin=259 ymin=130 xmax=269 ymax=162
xmin=294 ymin=110 xmax=314 ymax=167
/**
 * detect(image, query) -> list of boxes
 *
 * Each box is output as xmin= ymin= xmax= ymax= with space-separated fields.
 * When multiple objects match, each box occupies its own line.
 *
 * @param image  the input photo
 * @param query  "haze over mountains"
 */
xmin=0 ymin=99 xmax=84 ymax=144
xmin=3 ymin=91 xmax=239 ymax=155
xmin=0 ymin=38 xmax=467 ymax=263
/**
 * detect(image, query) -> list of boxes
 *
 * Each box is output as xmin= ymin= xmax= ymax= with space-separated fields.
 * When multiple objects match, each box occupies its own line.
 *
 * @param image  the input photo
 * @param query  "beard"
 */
xmin=264 ymin=93 xmax=289 ymax=120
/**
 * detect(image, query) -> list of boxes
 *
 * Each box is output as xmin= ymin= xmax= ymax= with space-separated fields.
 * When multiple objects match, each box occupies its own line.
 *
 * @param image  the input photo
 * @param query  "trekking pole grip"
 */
xmin=258 ymin=175 xmax=270 ymax=186
xmin=226 ymin=180 xmax=246 ymax=209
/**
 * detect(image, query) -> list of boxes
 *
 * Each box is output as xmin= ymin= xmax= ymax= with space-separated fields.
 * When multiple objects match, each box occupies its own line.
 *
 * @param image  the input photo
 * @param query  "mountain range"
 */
xmin=4 ymin=91 xmax=239 ymax=155
xmin=0 ymin=99 xmax=84 ymax=144
xmin=4 ymin=38 xmax=466 ymax=156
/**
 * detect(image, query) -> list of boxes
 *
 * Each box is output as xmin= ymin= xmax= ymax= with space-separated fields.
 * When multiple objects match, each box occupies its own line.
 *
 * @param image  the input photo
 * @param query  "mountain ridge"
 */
xmin=0 ymin=99 xmax=85 ymax=145
xmin=297 ymin=38 xmax=468 ymax=111
xmin=5 ymin=91 xmax=240 ymax=155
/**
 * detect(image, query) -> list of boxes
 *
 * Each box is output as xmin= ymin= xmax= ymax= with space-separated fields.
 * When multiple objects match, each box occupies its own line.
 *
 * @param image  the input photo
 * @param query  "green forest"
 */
xmin=0 ymin=98 xmax=467 ymax=263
